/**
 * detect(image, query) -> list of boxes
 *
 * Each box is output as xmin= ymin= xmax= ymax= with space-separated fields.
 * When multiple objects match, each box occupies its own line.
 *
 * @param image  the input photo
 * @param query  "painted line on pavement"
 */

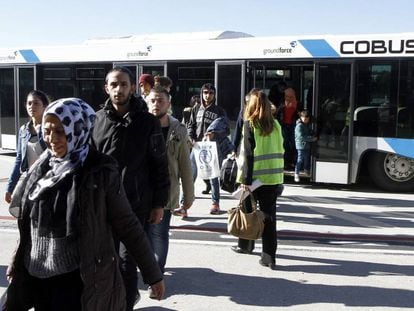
xmin=170 ymin=225 xmax=414 ymax=245
xmin=170 ymin=239 xmax=414 ymax=255
xmin=0 ymin=216 xmax=15 ymax=220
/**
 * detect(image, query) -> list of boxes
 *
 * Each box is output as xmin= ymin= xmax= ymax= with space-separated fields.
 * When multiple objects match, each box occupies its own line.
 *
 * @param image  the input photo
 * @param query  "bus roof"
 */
xmin=1 ymin=31 xmax=414 ymax=64
xmin=83 ymin=30 xmax=254 ymax=44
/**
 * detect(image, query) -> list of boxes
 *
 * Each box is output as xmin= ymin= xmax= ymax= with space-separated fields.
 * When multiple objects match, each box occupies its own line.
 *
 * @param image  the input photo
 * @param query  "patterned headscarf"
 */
xmin=29 ymin=98 xmax=96 ymax=201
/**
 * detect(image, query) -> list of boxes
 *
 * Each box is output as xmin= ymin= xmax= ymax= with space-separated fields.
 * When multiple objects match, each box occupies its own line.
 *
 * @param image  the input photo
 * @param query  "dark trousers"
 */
xmin=282 ymin=124 xmax=296 ymax=168
xmin=22 ymin=269 xmax=82 ymax=311
xmin=237 ymin=185 xmax=278 ymax=262
xmin=117 ymin=211 xmax=149 ymax=311
xmin=118 ymin=241 xmax=139 ymax=311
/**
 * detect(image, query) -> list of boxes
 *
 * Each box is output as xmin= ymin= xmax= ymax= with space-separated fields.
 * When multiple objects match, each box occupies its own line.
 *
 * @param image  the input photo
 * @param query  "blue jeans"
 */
xmin=146 ymin=210 xmax=172 ymax=274
xmin=295 ymin=149 xmax=310 ymax=174
xmin=190 ymin=149 xmax=220 ymax=204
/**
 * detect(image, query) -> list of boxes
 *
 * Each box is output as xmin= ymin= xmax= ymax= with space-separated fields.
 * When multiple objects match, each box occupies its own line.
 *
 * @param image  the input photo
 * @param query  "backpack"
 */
xmin=220 ymin=156 xmax=239 ymax=193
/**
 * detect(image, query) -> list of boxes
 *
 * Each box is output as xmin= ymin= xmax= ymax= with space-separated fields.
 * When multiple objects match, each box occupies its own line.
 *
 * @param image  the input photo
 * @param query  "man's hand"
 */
xmin=4 ymin=192 xmax=11 ymax=204
xmin=149 ymin=207 xmax=164 ymax=224
xmin=149 ymin=280 xmax=165 ymax=300
xmin=6 ymin=263 xmax=14 ymax=283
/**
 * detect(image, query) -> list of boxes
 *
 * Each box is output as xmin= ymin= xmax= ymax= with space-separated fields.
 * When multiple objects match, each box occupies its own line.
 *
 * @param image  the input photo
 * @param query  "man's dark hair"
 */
xmin=105 ymin=66 xmax=135 ymax=84
xmin=201 ymin=83 xmax=216 ymax=93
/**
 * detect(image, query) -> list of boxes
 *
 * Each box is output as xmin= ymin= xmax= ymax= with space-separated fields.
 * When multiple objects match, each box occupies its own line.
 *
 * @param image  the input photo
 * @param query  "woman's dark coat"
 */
xmin=7 ymin=148 xmax=162 ymax=311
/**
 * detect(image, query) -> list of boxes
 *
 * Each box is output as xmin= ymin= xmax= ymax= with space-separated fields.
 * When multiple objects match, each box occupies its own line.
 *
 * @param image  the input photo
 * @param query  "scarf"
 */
xmin=25 ymin=98 xmax=96 ymax=237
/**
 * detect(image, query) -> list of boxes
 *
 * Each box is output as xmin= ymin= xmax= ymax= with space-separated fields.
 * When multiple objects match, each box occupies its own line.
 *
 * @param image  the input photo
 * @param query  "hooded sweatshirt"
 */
xmin=187 ymin=89 xmax=227 ymax=141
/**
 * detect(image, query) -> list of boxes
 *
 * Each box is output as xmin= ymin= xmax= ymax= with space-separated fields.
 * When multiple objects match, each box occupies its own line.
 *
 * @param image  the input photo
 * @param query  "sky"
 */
xmin=1 ymin=0 xmax=413 ymax=48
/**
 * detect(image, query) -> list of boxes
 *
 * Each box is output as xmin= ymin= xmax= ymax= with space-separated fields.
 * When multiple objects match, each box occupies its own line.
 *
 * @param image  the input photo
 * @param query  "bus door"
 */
xmin=113 ymin=62 xmax=166 ymax=89
xmin=313 ymin=62 xmax=354 ymax=184
xmin=0 ymin=66 xmax=35 ymax=150
xmin=215 ymin=61 xmax=245 ymax=127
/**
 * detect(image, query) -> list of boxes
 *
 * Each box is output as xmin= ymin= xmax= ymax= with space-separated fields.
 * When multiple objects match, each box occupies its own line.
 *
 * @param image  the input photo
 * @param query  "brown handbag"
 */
xmin=227 ymin=191 xmax=265 ymax=240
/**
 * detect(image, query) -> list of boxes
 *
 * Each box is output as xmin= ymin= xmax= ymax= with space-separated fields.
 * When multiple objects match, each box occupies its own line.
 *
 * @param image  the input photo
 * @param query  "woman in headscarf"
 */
xmin=6 ymin=98 xmax=164 ymax=310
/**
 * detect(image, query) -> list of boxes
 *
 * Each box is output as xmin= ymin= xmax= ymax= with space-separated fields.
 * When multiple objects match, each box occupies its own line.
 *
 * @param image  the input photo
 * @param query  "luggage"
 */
xmin=220 ymin=155 xmax=239 ymax=193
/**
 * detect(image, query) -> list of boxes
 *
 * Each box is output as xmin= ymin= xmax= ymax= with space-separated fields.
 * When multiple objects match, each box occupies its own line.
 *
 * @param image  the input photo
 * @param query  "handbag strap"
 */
xmin=239 ymin=189 xmax=257 ymax=212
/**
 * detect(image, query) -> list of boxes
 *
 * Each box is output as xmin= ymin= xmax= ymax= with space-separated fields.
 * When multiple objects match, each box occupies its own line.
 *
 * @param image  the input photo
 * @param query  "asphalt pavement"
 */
xmin=1 ymin=152 xmax=414 ymax=310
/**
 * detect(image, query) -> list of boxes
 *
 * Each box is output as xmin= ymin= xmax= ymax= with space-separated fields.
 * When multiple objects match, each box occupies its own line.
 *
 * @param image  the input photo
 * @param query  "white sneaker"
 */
xmin=294 ymin=174 xmax=300 ymax=182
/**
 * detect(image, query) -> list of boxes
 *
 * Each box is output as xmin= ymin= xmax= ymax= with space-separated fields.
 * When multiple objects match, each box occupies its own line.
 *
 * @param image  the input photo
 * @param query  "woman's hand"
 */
xmin=240 ymin=184 xmax=252 ymax=192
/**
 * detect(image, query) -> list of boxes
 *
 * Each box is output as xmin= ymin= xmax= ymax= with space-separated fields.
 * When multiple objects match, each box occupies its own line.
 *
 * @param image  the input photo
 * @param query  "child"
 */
xmin=294 ymin=110 xmax=316 ymax=182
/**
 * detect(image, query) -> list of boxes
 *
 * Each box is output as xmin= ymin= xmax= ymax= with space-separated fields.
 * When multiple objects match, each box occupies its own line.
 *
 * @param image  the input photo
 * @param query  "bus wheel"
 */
xmin=369 ymin=152 xmax=414 ymax=192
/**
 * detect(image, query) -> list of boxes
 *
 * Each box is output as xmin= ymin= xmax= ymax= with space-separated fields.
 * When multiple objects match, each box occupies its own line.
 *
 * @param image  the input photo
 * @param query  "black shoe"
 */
xmin=231 ymin=245 xmax=253 ymax=254
xmin=201 ymin=185 xmax=211 ymax=194
xmin=259 ymin=259 xmax=275 ymax=269
xmin=259 ymin=253 xmax=275 ymax=269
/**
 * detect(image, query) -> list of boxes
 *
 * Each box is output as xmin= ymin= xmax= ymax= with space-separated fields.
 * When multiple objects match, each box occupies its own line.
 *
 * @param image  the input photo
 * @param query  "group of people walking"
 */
xmin=3 ymin=65 xmax=314 ymax=310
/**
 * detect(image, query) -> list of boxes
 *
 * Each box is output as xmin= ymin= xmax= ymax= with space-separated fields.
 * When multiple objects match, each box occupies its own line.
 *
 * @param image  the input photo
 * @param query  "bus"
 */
xmin=1 ymin=30 xmax=413 ymax=192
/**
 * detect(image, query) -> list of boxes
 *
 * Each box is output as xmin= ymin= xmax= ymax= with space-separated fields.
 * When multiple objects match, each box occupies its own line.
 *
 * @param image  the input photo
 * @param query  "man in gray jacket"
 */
xmin=146 ymin=86 xmax=195 ymax=273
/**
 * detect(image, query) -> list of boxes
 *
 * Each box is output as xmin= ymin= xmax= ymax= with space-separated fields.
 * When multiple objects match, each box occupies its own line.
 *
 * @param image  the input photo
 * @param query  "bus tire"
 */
xmin=368 ymin=152 xmax=414 ymax=192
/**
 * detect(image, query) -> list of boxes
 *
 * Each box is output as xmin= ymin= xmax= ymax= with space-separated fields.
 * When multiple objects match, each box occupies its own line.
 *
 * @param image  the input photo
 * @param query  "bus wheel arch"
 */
xmin=368 ymin=151 xmax=414 ymax=192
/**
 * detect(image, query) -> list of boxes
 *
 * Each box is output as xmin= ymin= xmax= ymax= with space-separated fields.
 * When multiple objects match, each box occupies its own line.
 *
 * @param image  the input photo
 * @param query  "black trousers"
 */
xmin=237 ymin=184 xmax=278 ymax=261
xmin=15 ymin=269 xmax=82 ymax=311
xmin=117 ymin=211 xmax=149 ymax=311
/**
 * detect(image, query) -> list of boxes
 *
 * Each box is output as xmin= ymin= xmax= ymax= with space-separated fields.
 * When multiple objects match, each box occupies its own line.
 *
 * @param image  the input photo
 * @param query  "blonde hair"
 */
xmin=243 ymin=89 xmax=275 ymax=136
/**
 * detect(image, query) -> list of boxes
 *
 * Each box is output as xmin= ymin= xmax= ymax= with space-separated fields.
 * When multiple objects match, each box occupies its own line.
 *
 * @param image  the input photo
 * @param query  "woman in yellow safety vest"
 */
xmin=232 ymin=89 xmax=284 ymax=269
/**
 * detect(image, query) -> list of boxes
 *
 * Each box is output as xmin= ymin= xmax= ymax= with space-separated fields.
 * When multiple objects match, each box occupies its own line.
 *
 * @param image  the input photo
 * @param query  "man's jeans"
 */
xmin=190 ymin=149 xmax=220 ymax=204
xmin=147 ymin=210 xmax=172 ymax=273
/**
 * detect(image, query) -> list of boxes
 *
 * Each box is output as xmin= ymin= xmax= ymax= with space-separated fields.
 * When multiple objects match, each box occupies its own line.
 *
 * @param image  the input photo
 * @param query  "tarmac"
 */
xmin=1 ymin=151 xmax=414 ymax=310
xmin=1 ymin=151 xmax=413 ymax=245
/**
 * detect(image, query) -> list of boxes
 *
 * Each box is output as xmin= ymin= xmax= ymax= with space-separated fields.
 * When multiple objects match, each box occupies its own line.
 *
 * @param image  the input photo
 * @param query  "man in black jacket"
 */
xmin=90 ymin=66 xmax=170 ymax=310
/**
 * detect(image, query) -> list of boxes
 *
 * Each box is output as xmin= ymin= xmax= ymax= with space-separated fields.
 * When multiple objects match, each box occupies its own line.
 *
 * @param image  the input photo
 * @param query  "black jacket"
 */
xmin=90 ymin=96 xmax=170 ymax=222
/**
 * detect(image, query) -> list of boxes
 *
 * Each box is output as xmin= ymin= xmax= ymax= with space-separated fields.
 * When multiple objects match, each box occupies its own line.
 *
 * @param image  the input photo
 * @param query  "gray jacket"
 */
xmin=165 ymin=116 xmax=194 ymax=209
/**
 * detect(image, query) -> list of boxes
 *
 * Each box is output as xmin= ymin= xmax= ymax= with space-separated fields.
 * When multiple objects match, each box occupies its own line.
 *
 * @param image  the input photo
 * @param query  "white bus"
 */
xmin=1 ymin=30 xmax=413 ymax=191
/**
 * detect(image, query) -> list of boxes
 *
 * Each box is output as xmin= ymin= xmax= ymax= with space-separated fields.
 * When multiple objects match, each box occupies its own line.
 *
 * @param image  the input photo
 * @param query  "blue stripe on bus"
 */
xmin=299 ymin=39 xmax=340 ymax=58
xmin=19 ymin=50 xmax=40 ymax=63
xmin=384 ymin=138 xmax=414 ymax=158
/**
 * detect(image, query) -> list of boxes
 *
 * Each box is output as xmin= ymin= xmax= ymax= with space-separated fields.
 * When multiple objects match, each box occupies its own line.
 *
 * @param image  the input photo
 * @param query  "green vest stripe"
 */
xmin=253 ymin=168 xmax=284 ymax=177
xmin=254 ymin=153 xmax=284 ymax=161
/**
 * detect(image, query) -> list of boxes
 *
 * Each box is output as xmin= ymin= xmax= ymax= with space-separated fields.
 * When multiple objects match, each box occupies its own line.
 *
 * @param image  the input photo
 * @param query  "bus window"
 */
xmin=172 ymin=63 xmax=214 ymax=120
xmin=397 ymin=61 xmax=414 ymax=138
xmin=0 ymin=68 xmax=15 ymax=148
xmin=354 ymin=61 xmax=399 ymax=138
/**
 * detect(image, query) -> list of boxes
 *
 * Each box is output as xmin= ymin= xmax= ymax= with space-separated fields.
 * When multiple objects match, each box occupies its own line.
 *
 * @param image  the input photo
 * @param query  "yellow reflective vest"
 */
xmin=237 ymin=120 xmax=284 ymax=185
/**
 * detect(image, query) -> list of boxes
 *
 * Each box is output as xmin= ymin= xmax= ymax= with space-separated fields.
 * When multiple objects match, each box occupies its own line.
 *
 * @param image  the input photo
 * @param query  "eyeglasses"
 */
xmin=203 ymin=90 xmax=214 ymax=95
